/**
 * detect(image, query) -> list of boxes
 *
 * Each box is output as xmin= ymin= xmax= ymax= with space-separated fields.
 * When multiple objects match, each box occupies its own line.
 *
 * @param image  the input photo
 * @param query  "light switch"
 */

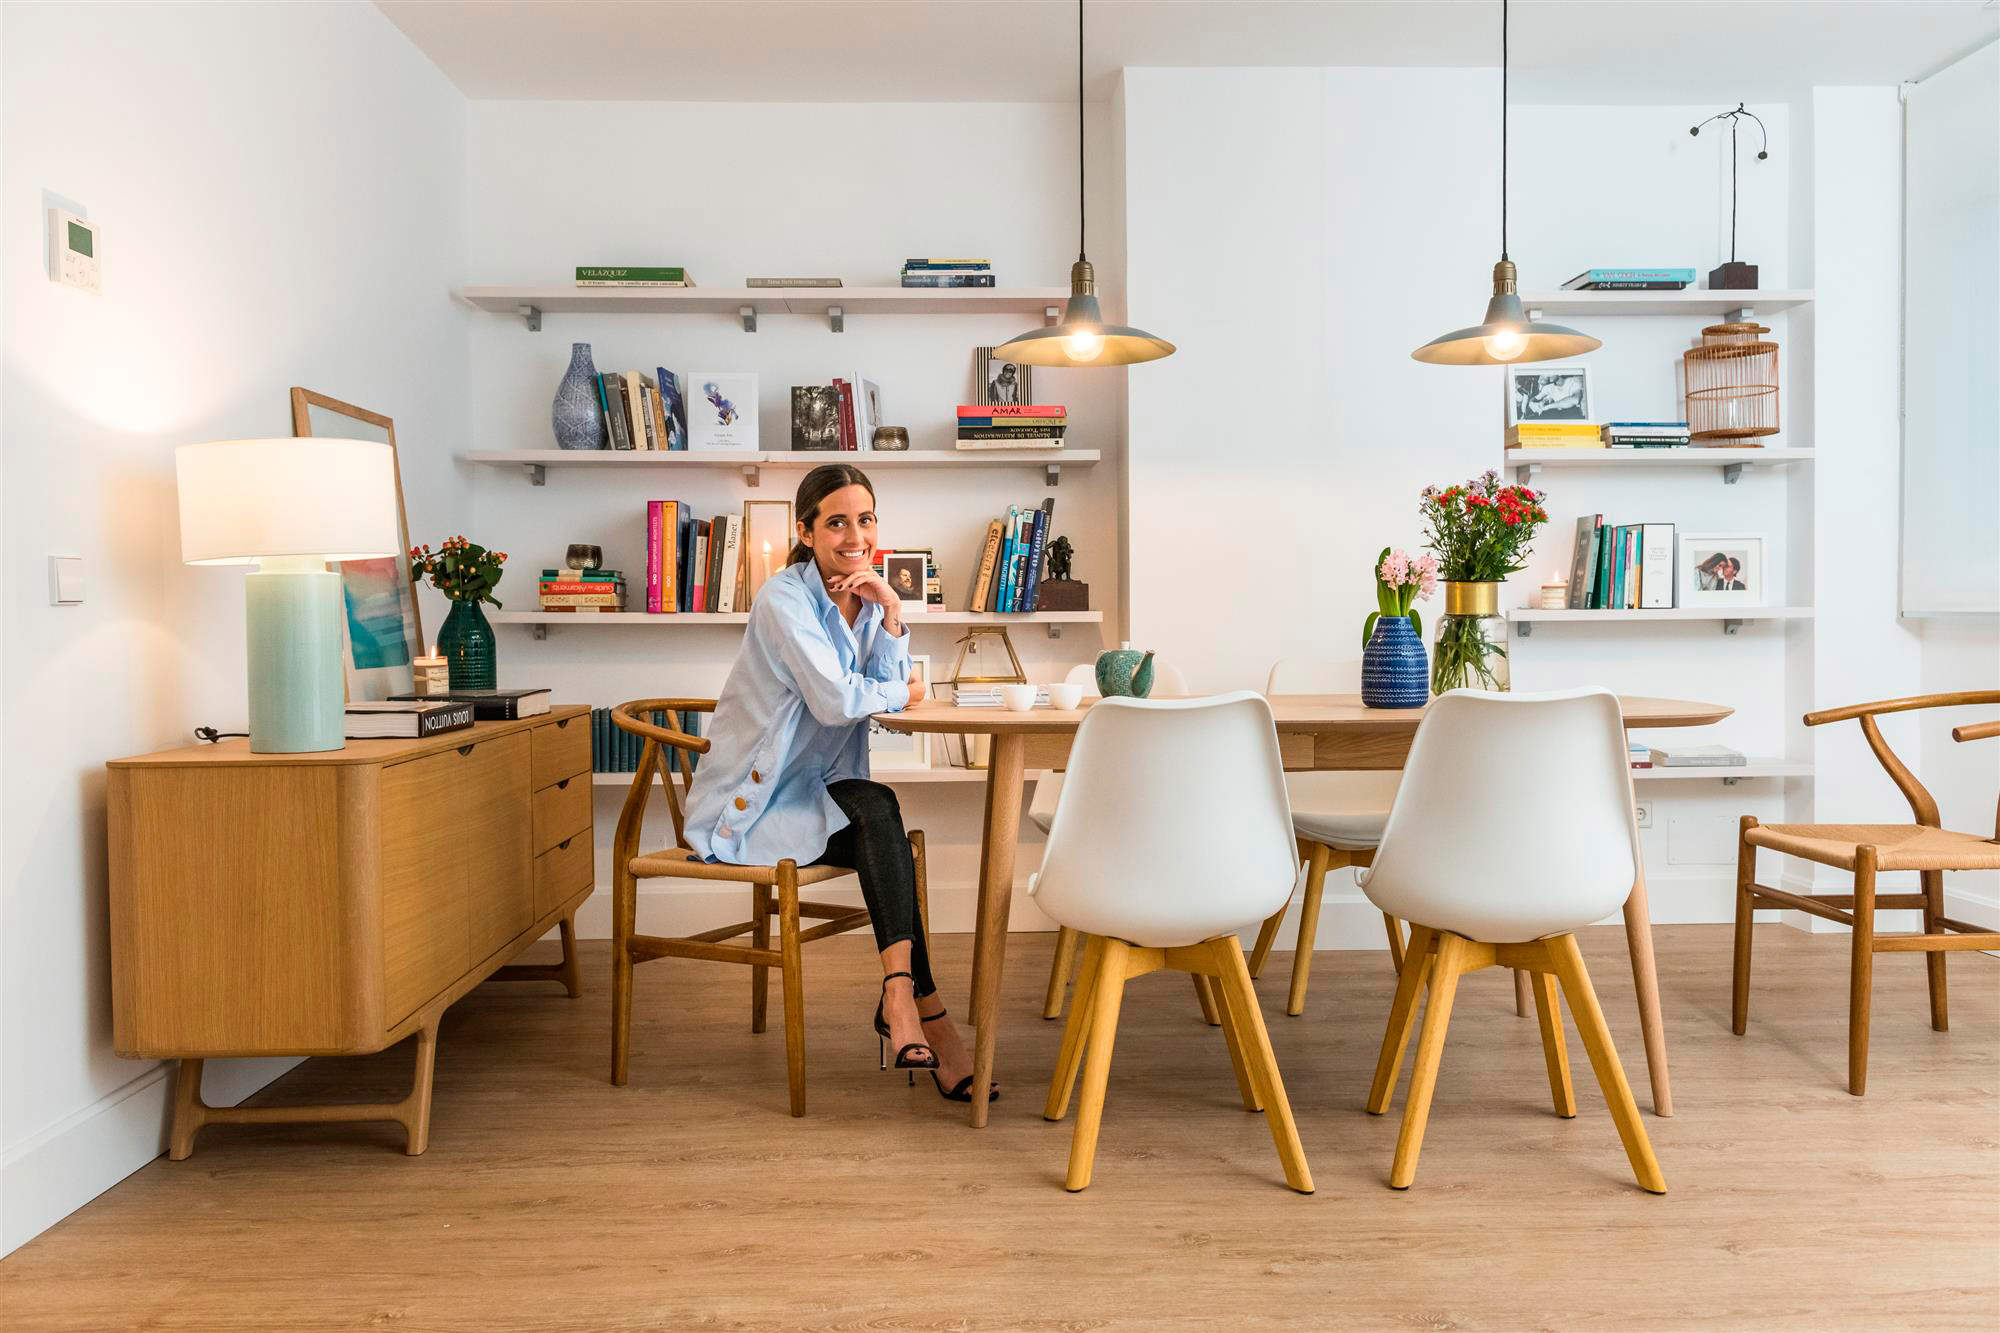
xmin=48 ymin=209 xmax=100 ymax=294
xmin=49 ymin=555 xmax=83 ymax=605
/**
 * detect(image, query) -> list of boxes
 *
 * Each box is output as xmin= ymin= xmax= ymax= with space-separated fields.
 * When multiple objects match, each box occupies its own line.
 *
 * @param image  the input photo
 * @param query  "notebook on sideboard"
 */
xmin=387 ymin=687 xmax=553 ymax=720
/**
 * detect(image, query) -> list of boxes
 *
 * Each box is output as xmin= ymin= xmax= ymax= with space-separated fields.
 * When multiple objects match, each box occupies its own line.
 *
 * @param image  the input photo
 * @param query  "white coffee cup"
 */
xmin=1048 ymin=682 xmax=1085 ymax=710
xmin=999 ymin=683 xmax=1038 ymax=712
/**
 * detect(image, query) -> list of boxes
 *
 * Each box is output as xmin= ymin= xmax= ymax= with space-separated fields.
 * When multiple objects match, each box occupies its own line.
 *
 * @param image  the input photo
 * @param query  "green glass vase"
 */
xmin=438 ymin=599 xmax=497 ymax=690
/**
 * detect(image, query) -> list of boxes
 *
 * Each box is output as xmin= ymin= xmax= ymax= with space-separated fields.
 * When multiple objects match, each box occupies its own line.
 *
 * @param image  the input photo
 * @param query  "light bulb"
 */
xmin=1484 ymin=327 xmax=1529 ymax=361
xmin=1063 ymin=328 xmax=1104 ymax=362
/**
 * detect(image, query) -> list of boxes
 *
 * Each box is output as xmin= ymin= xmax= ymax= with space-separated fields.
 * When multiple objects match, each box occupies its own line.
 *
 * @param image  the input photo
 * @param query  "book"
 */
xmin=1649 ymin=744 xmax=1747 ymax=767
xmin=714 ymin=515 xmax=742 ymax=614
xmin=1594 ymin=522 xmax=1616 ymax=609
xmin=388 ymin=688 xmax=551 ymax=720
xmin=848 ymin=373 xmax=881 ymax=451
xmin=344 ymin=700 xmax=476 ymax=739
xmin=1567 ymin=516 xmax=1599 ymax=609
xmin=956 ymin=437 xmax=1064 ymax=451
xmin=538 ymin=593 xmax=625 ymax=608
xmin=625 ymin=372 xmax=654 ymax=451
xmin=677 ymin=509 xmax=698 ymax=612
xmin=956 ymin=424 xmax=1068 ymax=439
xmin=834 ymin=378 xmax=858 ymax=451
xmin=602 ymin=374 xmax=634 ymax=450
xmin=746 ymin=277 xmax=842 ymax=287
xmin=656 ymin=369 xmax=688 ymax=451
xmin=904 ymin=258 xmax=991 ymax=269
xmin=1022 ymin=499 xmax=1053 ymax=612
xmin=957 ymin=404 xmax=1067 ymax=418
xmin=690 ymin=523 xmax=710 ymax=613
xmin=1560 ymin=268 xmax=1695 ymax=290
xmin=966 ymin=518 xmax=1003 ymax=611
xmin=954 ymin=686 xmax=1052 ymax=707
xmin=540 ymin=568 xmax=623 ymax=581
xmin=791 ymin=385 xmax=840 ymax=450
xmin=1639 ymin=524 xmax=1676 ymax=608
xmin=994 ymin=507 xmax=1019 ymax=613
xmin=690 ymin=373 xmax=758 ymax=450
xmin=900 ymin=273 xmax=997 ymax=288
xmin=575 ymin=266 xmax=694 ymax=286
xmin=1628 ymin=742 xmax=1653 ymax=769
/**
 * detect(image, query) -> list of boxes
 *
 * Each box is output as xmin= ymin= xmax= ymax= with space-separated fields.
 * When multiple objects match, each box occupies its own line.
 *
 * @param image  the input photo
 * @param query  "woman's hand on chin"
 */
xmin=827 ymin=570 xmax=904 ymax=633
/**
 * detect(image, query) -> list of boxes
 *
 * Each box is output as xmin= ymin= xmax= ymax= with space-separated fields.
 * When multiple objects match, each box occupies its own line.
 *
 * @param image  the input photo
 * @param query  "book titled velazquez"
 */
xmin=388 ymin=688 xmax=552 ymax=720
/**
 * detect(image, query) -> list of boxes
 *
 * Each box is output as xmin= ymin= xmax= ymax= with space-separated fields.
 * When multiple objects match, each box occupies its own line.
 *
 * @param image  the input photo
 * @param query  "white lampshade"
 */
xmin=176 ymin=438 xmax=400 ymax=565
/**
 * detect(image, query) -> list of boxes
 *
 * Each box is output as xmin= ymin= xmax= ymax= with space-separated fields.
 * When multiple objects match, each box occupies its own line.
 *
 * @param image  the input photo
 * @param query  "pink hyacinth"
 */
xmin=1379 ymin=549 xmax=1411 ymax=586
xmin=1414 ymin=552 xmax=1439 ymax=599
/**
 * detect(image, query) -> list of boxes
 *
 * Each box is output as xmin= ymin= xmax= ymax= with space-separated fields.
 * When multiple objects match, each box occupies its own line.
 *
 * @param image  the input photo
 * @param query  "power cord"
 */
xmin=193 ymin=726 xmax=248 ymax=744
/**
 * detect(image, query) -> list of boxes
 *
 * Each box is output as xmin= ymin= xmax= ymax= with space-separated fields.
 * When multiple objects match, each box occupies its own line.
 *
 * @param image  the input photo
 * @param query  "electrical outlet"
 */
xmin=1634 ymin=800 xmax=1654 ymax=829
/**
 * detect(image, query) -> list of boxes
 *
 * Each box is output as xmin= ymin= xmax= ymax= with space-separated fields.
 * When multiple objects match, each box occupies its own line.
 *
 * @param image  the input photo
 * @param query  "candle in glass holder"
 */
xmin=1538 ymin=575 xmax=1568 ymax=609
xmin=412 ymin=644 xmax=451 ymax=696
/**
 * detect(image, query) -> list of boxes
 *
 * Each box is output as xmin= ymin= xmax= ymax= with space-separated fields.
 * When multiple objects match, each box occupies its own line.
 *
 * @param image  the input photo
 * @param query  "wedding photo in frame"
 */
xmin=289 ymin=387 xmax=423 ymax=700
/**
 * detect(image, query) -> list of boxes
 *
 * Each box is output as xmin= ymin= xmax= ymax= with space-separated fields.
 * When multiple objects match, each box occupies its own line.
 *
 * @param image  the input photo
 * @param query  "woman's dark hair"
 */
xmin=788 ymin=463 xmax=875 ymax=565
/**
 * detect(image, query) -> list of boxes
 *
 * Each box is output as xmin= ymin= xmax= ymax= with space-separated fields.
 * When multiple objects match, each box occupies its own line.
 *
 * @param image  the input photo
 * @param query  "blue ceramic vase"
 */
xmin=438 ymin=599 xmax=497 ymax=690
xmin=551 ymin=342 xmax=605 ymax=450
xmin=1361 ymin=615 xmax=1429 ymax=709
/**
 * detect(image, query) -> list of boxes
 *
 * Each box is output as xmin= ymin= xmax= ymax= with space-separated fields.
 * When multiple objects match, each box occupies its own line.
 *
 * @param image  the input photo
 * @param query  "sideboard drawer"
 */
xmin=533 ymin=773 xmax=592 ymax=854
xmin=534 ymin=831 xmax=594 ymax=918
xmin=531 ymin=714 xmax=591 ymax=790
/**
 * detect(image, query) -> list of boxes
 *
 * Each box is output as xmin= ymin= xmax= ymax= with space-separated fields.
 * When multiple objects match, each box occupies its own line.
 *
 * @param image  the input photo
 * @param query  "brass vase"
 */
xmin=1431 ymin=580 xmax=1509 ymax=694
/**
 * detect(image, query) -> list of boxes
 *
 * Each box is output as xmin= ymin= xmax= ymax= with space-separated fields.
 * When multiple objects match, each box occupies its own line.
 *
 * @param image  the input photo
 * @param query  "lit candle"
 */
xmin=761 ymin=540 xmax=775 ymax=583
xmin=412 ymin=642 xmax=450 ymax=695
xmin=1539 ymin=571 xmax=1568 ymax=609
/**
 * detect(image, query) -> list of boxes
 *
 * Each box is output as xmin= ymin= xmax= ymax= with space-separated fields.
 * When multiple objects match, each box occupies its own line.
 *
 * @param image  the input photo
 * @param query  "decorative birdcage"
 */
xmin=1683 ymin=321 xmax=1779 ymax=442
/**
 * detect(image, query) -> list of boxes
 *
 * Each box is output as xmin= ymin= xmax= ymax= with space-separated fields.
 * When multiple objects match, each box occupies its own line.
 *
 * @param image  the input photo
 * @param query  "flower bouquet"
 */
xmin=1418 ymin=471 xmax=1548 ymax=693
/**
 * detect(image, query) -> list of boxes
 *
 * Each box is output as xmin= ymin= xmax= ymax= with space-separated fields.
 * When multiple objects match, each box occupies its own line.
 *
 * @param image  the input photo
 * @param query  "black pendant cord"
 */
xmin=1500 ymin=0 xmax=1508 ymax=262
xmin=1077 ymin=0 xmax=1086 ymax=262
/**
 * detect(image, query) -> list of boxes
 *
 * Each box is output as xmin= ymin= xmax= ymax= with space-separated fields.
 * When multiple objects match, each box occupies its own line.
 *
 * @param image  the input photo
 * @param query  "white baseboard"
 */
xmin=1 ymin=1056 xmax=299 ymax=1258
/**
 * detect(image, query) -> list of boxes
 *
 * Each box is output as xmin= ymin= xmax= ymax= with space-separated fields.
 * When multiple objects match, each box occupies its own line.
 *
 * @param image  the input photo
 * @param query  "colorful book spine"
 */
xmin=957 ymin=404 xmax=1067 ymax=417
xmin=995 ymin=507 xmax=1020 ymax=612
xmin=968 ymin=518 xmax=1002 ymax=611
xmin=900 ymin=273 xmax=996 ymax=288
xmin=904 ymin=259 xmax=991 ymax=269
xmin=575 ymin=266 xmax=690 ymax=284
xmin=1022 ymin=502 xmax=1051 ymax=612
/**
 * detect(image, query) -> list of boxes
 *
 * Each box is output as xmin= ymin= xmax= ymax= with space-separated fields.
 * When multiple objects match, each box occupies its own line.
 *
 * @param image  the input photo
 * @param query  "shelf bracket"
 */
xmin=1044 ymin=306 xmax=1061 ymax=327
xmin=1514 ymin=462 xmax=1541 ymax=484
xmin=739 ymin=305 xmax=757 ymax=333
xmin=1517 ymin=621 xmax=1533 ymax=637
xmin=742 ymin=463 xmax=761 ymax=487
xmin=1722 ymin=461 xmax=1745 ymax=484
xmin=1722 ymin=776 xmax=1742 ymax=786
xmin=1722 ymin=618 xmax=1743 ymax=635
xmin=827 ymin=304 xmax=844 ymax=333
xmin=1045 ymin=462 xmax=1061 ymax=487
xmin=1047 ymin=623 xmax=1062 ymax=639
xmin=1723 ymin=305 xmax=1756 ymax=324
xmin=517 ymin=304 xmax=542 ymax=332
xmin=531 ymin=623 xmax=549 ymax=641
xmin=525 ymin=463 xmax=547 ymax=487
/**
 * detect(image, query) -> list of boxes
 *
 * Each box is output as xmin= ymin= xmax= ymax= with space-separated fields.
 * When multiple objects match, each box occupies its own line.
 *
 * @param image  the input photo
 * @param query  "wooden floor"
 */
xmin=4 ymin=926 xmax=1996 ymax=1331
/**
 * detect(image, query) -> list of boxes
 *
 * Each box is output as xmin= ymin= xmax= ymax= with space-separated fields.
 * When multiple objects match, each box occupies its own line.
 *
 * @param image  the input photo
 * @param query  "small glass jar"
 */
xmin=1431 ymin=580 xmax=1510 ymax=694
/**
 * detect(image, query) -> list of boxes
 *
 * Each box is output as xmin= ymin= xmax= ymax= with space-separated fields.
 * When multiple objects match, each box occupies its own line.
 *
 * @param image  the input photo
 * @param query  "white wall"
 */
xmin=0 ymin=0 xmax=469 ymax=1255
xmin=462 ymin=99 xmax=1125 ymax=936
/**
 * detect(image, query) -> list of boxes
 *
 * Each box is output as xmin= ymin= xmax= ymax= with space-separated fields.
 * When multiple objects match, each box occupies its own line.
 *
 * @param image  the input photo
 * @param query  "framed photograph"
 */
xmin=689 ymin=372 xmax=758 ymax=450
xmin=975 ymin=347 xmax=1031 ymax=407
xmin=741 ymin=499 xmax=793 ymax=606
xmin=290 ymin=387 xmax=422 ymax=702
xmin=869 ymin=653 xmax=931 ymax=770
xmin=882 ymin=551 xmax=928 ymax=616
xmin=1678 ymin=533 xmax=1768 ymax=608
xmin=1507 ymin=365 xmax=1593 ymax=424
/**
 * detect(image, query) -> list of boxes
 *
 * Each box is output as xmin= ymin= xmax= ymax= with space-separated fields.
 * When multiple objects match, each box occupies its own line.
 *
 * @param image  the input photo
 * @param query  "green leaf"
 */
xmin=1410 ymin=608 xmax=1423 ymax=639
xmin=1361 ymin=610 xmax=1379 ymax=651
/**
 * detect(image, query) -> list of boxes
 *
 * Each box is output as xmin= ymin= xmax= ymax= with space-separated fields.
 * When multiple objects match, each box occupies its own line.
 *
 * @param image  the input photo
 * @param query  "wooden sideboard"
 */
xmin=107 ymin=705 xmax=595 ymax=1158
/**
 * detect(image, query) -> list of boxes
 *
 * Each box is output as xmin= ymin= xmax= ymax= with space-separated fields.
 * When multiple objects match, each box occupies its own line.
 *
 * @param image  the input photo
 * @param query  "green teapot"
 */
xmin=1095 ymin=647 xmax=1157 ymax=698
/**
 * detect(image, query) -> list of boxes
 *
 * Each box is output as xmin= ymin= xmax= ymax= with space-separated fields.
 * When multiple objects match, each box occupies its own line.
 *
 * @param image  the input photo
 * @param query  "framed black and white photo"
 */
xmin=868 ymin=653 xmax=931 ymax=770
xmin=882 ymin=551 xmax=928 ymax=616
xmin=1678 ymin=533 xmax=1768 ymax=607
xmin=975 ymin=347 xmax=1032 ymax=407
xmin=1506 ymin=365 xmax=1593 ymax=424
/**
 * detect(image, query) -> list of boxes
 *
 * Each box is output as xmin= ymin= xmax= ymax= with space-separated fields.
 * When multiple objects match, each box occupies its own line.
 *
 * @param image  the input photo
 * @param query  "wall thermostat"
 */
xmin=49 ymin=210 xmax=100 ymax=294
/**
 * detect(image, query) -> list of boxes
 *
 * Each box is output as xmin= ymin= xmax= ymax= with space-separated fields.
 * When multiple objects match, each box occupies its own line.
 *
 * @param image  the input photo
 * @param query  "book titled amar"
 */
xmin=575 ymin=266 xmax=695 ymax=287
xmin=386 ymin=688 xmax=552 ymax=720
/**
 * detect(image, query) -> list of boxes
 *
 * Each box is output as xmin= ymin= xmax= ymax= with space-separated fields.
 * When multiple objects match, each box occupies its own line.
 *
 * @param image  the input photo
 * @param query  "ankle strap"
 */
xmin=882 ymin=971 xmax=915 ymax=984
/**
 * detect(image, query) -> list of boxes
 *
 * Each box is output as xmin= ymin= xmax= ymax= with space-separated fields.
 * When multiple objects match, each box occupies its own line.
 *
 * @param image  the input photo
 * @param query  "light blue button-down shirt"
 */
xmin=684 ymin=559 xmax=913 ymax=866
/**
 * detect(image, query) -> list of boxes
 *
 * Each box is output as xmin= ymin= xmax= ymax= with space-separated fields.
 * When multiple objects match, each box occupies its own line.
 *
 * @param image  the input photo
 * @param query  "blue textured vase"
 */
xmin=551 ymin=342 xmax=605 ymax=450
xmin=1361 ymin=615 xmax=1429 ymax=709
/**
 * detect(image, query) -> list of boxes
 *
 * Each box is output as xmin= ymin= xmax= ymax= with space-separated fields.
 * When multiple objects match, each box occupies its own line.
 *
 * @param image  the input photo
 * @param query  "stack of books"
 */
xmin=901 ymin=258 xmax=995 ymax=288
xmin=1649 ymin=744 xmax=1747 ymax=768
xmin=957 ymin=403 xmax=1066 ymax=450
xmin=1507 ymin=420 xmax=1603 ymax=450
xmin=1560 ymin=267 xmax=1694 ymax=291
xmin=575 ymin=266 xmax=696 ymax=288
xmin=1604 ymin=421 xmax=1692 ymax=448
xmin=790 ymin=376 xmax=881 ymax=451
xmin=1628 ymin=741 xmax=1654 ymax=770
xmin=597 ymin=368 xmax=688 ymax=451
xmin=964 ymin=499 xmax=1055 ymax=613
xmin=1566 ymin=517 xmax=1675 ymax=609
xmin=645 ymin=502 xmax=747 ymax=614
xmin=539 ymin=568 xmax=627 ymax=612
xmin=953 ymin=685 xmax=1052 ymax=708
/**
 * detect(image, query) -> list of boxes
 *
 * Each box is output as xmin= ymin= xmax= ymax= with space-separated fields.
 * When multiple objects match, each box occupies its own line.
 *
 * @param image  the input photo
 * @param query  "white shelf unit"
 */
xmin=466 ymin=447 xmax=1098 ymax=489
xmin=591 ymin=768 xmax=1043 ymax=789
xmin=1508 ymin=446 xmax=1815 ymax=485
xmin=1631 ymin=760 xmax=1813 ymax=784
xmin=1518 ymin=289 xmax=1814 ymax=318
xmin=459 ymin=284 xmax=1071 ymax=332
xmin=1510 ymin=607 xmax=1814 ymax=636
xmin=493 ymin=609 xmax=1100 ymax=640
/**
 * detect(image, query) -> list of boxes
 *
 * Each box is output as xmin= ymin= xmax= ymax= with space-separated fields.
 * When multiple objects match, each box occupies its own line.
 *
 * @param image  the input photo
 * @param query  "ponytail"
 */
xmin=789 ymin=463 xmax=875 ymax=565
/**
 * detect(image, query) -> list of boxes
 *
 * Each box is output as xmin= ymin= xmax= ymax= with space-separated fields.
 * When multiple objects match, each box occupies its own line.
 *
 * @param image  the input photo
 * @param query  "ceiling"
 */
xmin=378 ymin=0 xmax=1998 ymax=105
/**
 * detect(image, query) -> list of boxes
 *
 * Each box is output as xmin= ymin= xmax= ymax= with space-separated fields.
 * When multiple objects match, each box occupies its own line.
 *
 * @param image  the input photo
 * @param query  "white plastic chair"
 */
xmin=1359 ymin=688 xmax=1665 ymax=1194
xmin=1033 ymin=659 xmax=1215 ymax=1024
xmin=1033 ymin=693 xmax=1312 ymax=1193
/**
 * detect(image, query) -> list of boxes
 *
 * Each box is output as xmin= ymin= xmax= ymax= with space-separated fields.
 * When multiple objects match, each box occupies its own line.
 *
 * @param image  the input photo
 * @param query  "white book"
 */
xmin=955 ymin=437 xmax=1064 ymax=451
xmin=688 ymin=373 xmax=759 ymax=451
xmin=1639 ymin=523 xmax=1675 ymax=608
xmin=714 ymin=516 xmax=741 ymax=614
xmin=1649 ymin=744 xmax=1747 ymax=767
xmin=849 ymin=373 xmax=881 ymax=452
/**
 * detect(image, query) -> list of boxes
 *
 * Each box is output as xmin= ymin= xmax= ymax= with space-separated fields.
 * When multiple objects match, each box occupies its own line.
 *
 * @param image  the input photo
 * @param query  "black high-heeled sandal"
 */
xmin=874 ymin=971 xmax=940 ymax=1084
xmin=916 ymin=1003 xmax=1000 ymax=1104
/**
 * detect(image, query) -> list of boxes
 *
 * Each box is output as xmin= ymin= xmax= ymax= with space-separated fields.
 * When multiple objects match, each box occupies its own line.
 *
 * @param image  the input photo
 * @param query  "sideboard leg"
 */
xmin=558 ymin=916 xmax=583 ymax=998
xmin=168 ymin=1058 xmax=208 ymax=1161
xmin=399 ymin=1020 xmax=440 ymax=1156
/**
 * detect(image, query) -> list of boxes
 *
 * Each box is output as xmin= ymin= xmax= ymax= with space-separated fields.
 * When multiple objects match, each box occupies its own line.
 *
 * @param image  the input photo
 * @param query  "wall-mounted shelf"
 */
xmin=1517 ymin=289 xmax=1814 ymax=318
xmin=467 ymin=448 xmax=1097 ymax=488
xmin=492 ymin=609 xmax=1102 ymax=640
xmin=459 ymin=285 xmax=1071 ymax=332
xmin=1510 ymin=607 xmax=1815 ymax=636
xmin=591 ymin=768 xmax=1044 ymax=790
xmin=1509 ymin=447 xmax=1815 ymax=485
xmin=1631 ymin=760 xmax=1813 ymax=785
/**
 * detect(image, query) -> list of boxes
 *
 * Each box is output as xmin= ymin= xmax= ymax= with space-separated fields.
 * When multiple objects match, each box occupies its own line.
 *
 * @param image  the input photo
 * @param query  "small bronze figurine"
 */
xmin=1035 ymin=534 xmax=1088 ymax=611
xmin=1047 ymin=535 xmax=1074 ymax=583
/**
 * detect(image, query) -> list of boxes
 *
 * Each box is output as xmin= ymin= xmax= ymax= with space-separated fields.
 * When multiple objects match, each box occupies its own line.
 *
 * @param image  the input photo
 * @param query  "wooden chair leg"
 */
xmin=1544 ymin=934 xmax=1666 ymax=1194
xmin=1530 ymin=971 xmax=1576 ymax=1118
xmin=1208 ymin=957 xmax=1263 ymax=1113
xmin=557 ymin=916 xmax=583 ymax=999
xmin=1044 ymin=935 xmax=1103 ymax=1122
xmin=1065 ymin=938 xmax=1132 ymax=1192
xmin=777 ymin=861 xmax=807 ymax=1117
xmin=1513 ymin=968 xmax=1531 ymax=1017
xmin=611 ymin=865 xmax=636 ymax=1087
xmin=168 ymin=1058 xmax=206 ymax=1161
xmin=1388 ymin=932 xmax=1469 ymax=1189
xmin=1849 ymin=847 xmax=1877 ymax=1097
xmin=1921 ymin=867 xmax=1948 ymax=1032
xmin=1248 ymin=907 xmax=1285 ymax=980
xmin=750 ymin=883 xmax=771 ymax=1034
xmin=1042 ymin=925 xmax=1080 ymax=1020
xmin=1367 ymin=925 xmax=1436 ymax=1115
xmin=1214 ymin=936 xmax=1313 ymax=1193
xmin=1286 ymin=842 xmax=1331 ymax=1017
xmin=1732 ymin=817 xmax=1757 ymax=1036
xmin=1383 ymin=913 xmax=1405 ymax=973
xmin=1192 ymin=973 xmax=1223 ymax=1026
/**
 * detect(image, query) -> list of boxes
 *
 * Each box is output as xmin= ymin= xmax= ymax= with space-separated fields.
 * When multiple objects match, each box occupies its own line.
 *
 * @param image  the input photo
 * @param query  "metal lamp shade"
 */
xmin=993 ymin=260 xmax=1176 ymax=368
xmin=1411 ymin=260 xmax=1601 ymax=366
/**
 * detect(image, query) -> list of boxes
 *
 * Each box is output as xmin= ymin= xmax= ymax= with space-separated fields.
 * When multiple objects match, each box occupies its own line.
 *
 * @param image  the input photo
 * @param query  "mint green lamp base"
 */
xmin=246 ymin=556 xmax=346 ymax=753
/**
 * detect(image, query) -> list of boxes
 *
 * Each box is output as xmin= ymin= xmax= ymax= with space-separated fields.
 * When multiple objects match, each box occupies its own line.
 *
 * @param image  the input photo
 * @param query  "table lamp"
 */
xmin=176 ymin=438 xmax=400 ymax=753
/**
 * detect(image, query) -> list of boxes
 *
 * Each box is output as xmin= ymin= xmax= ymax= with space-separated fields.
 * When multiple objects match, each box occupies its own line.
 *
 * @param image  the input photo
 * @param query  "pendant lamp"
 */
xmin=1411 ymin=0 xmax=1599 ymax=366
xmin=992 ymin=0 xmax=1174 ymax=368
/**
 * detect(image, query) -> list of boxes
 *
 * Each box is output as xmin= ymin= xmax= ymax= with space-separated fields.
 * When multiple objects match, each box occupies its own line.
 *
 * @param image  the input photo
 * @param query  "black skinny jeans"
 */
xmin=812 ymin=779 xmax=934 ymax=998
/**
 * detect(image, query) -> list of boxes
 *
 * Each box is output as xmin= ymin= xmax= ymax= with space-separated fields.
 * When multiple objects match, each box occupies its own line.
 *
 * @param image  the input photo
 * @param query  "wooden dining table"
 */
xmin=876 ymin=692 xmax=1731 ymax=1128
